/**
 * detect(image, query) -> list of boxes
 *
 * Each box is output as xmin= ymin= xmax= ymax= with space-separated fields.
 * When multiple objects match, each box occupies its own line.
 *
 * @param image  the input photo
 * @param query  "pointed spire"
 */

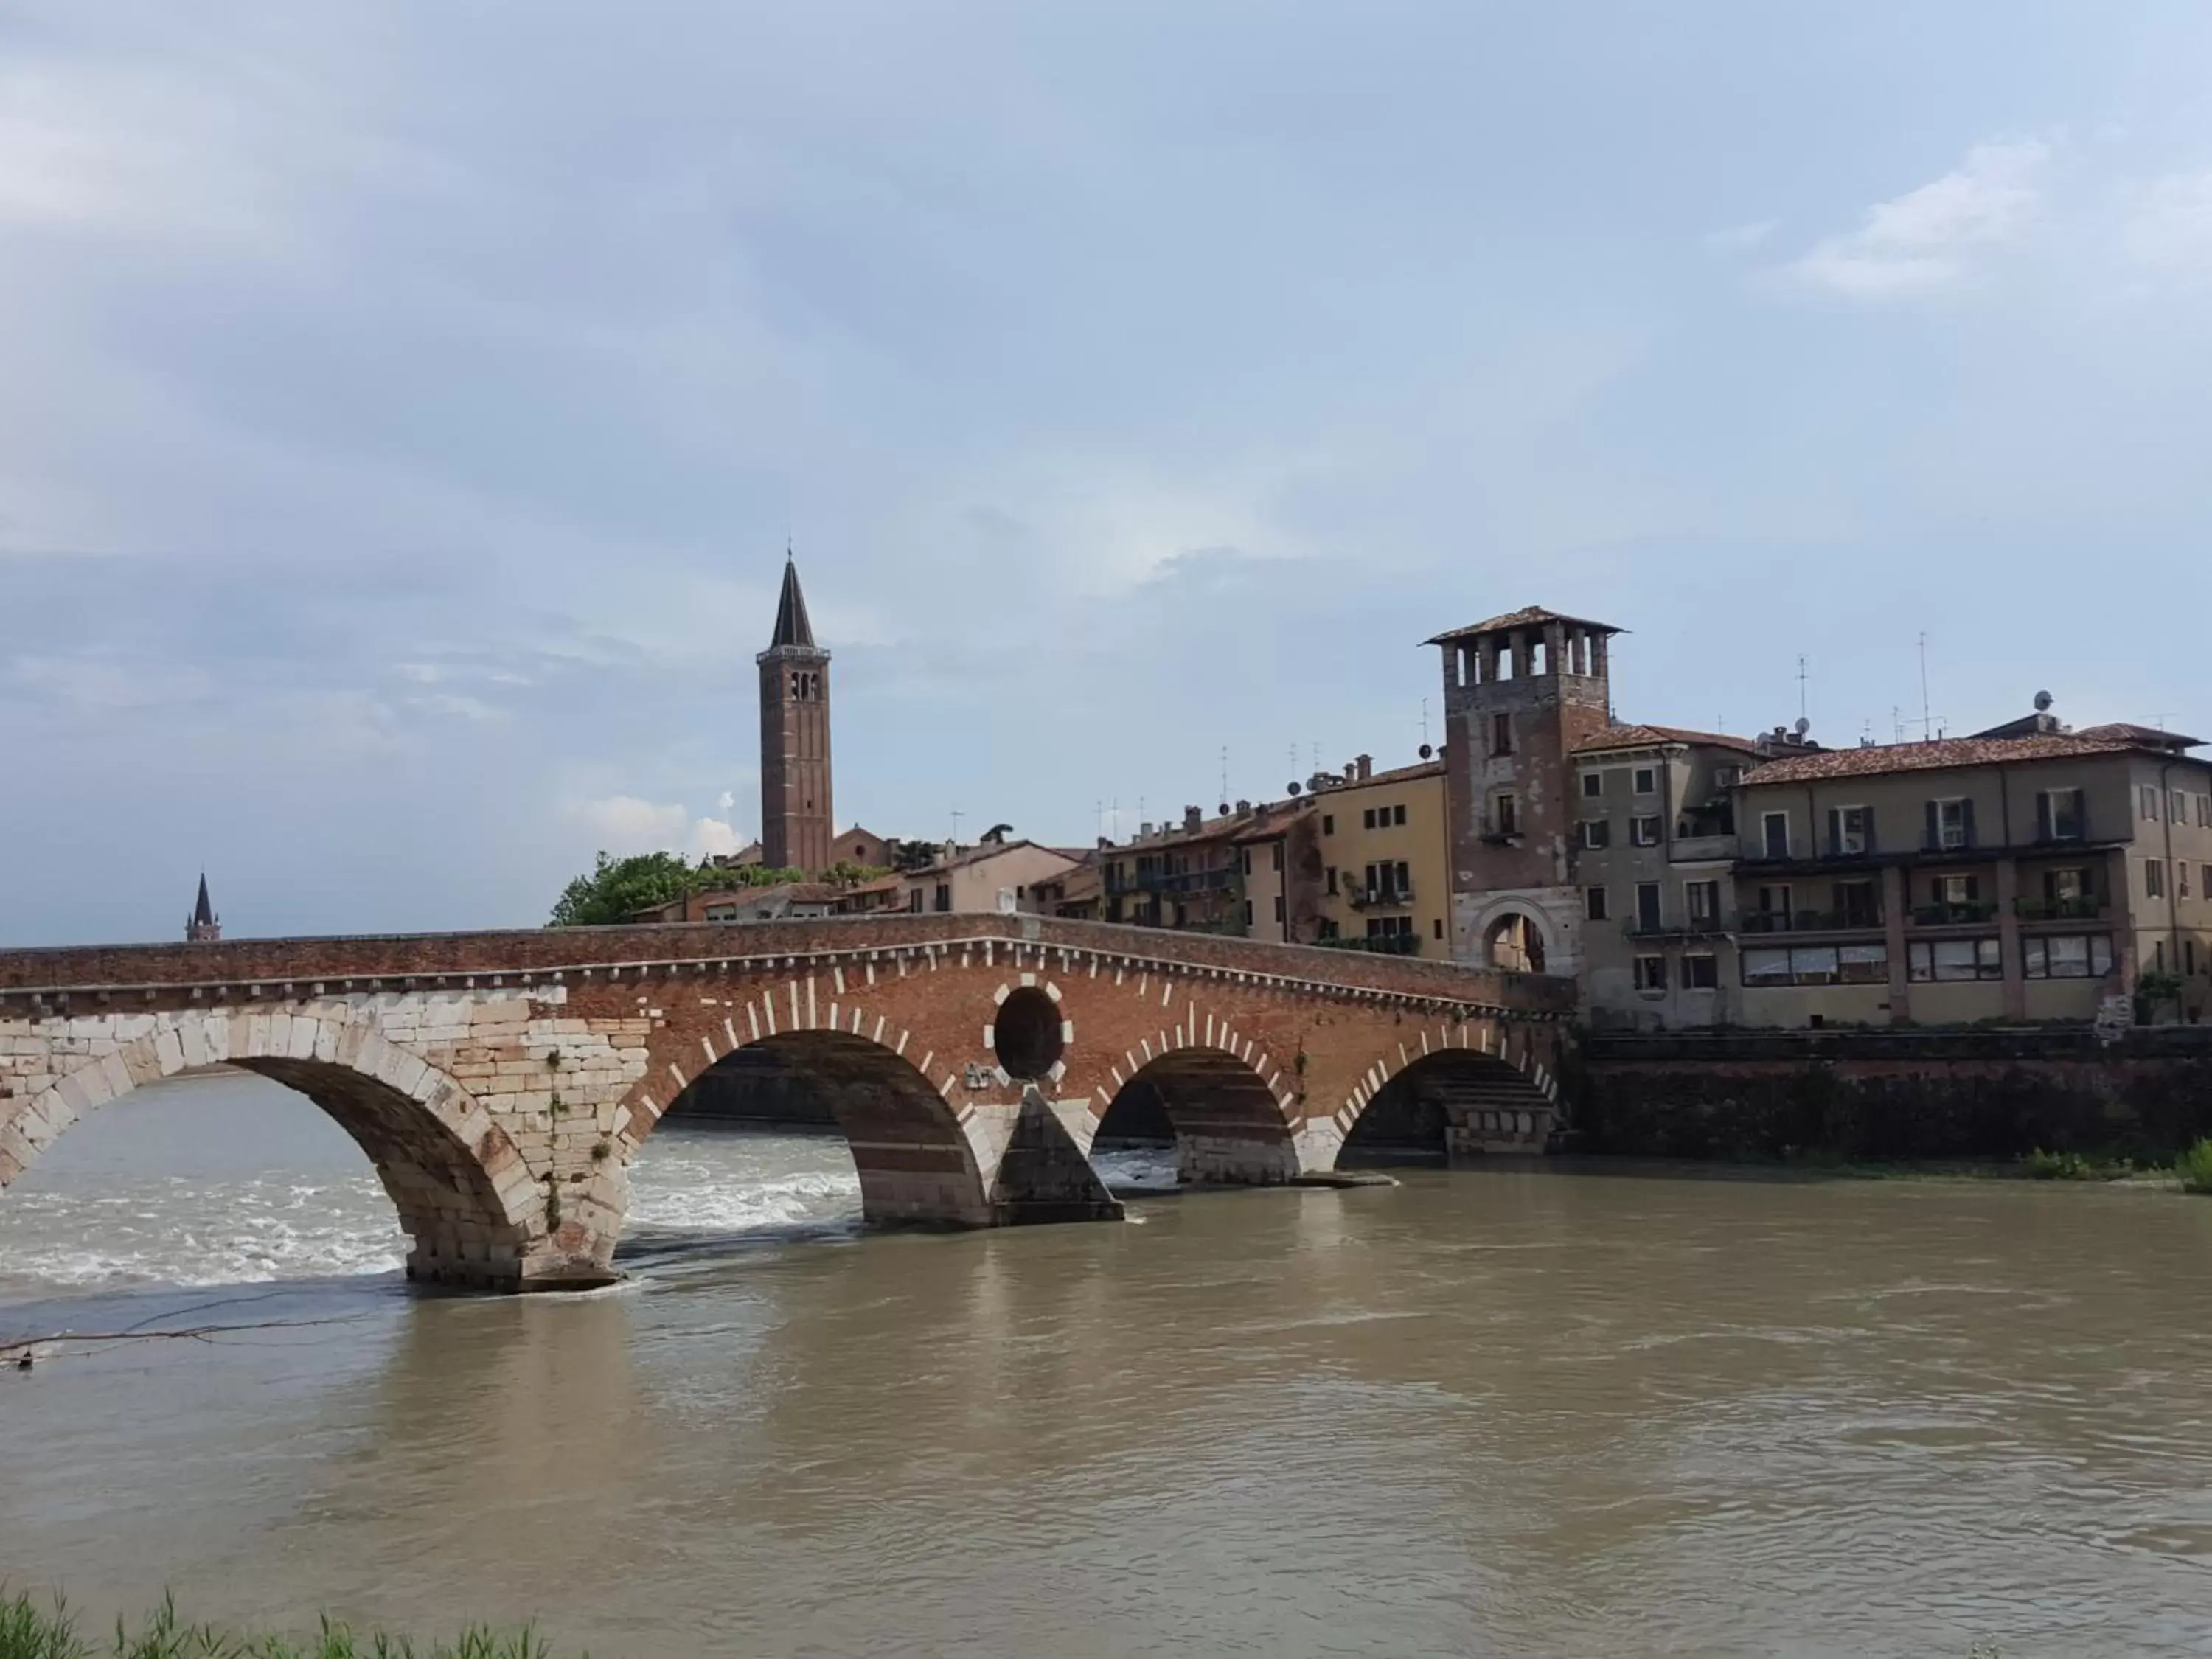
xmin=769 ymin=550 xmax=816 ymax=650
xmin=193 ymin=873 xmax=215 ymax=927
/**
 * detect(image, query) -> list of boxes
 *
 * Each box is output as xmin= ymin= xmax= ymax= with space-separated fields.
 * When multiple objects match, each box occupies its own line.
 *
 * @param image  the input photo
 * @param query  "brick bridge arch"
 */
xmin=0 ymin=1004 xmax=557 ymax=1287
xmin=0 ymin=916 xmax=1574 ymax=1290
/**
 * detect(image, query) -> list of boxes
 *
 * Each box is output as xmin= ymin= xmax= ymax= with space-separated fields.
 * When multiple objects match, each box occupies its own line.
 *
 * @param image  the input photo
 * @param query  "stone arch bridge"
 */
xmin=0 ymin=917 xmax=1574 ymax=1291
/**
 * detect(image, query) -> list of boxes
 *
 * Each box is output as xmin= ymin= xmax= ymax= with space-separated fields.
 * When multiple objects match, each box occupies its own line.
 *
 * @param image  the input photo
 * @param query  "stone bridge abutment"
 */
xmin=0 ymin=917 xmax=1573 ymax=1291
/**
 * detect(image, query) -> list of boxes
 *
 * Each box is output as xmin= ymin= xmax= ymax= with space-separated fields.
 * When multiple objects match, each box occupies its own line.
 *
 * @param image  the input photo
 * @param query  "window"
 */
xmin=1366 ymin=915 xmax=1413 ymax=939
xmin=1745 ymin=945 xmax=1888 ymax=986
xmin=933 ymin=883 xmax=951 ymax=912
xmin=1686 ymin=880 xmax=1722 ymax=924
xmin=1239 ymin=847 xmax=1252 ymax=876
xmin=1827 ymin=805 xmax=1874 ymax=855
xmin=1929 ymin=797 xmax=1974 ymax=850
xmin=2140 ymin=785 xmax=2159 ymax=820
xmin=1318 ymin=919 xmax=1339 ymax=940
xmin=1834 ymin=879 xmax=1880 ymax=928
xmin=1271 ymin=843 xmax=1282 ymax=872
xmin=1935 ymin=874 xmax=1980 ymax=907
xmin=1713 ymin=765 xmax=1742 ymax=789
xmin=2184 ymin=863 xmax=2194 ymax=900
xmin=1756 ymin=883 xmax=1793 ymax=922
xmin=1326 ymin=866 xmax=1338 ymax=896
xmin=2046 ymin=867 xmax=2089 ymax=902
xmin=1492 ymin=791 xmax=1520 ymax=836
xmin=1633 ymin=767 xmax=1657 ymax=795
xmin=2154 ymin=940 xmax=2167 ymax=972
xmin=1633 ymin=956 xmax=1668 ymax=992
xmin=1492 ymin=713 xmax=1514 ymax=755
xmin=2036 ymin=789 xmax=2084 ymax=841
xmin=1582 ymin=772 xmax=1604 ymax=799
xmin=2023 ymin=935 xmax=2114 ymax=979
xmin=2201 ymin=796 xmax=2212 ymax=828
xmin=1322 ymin=815 xmax=1334 ymax=835
xmin=1635 ymin=882 xmax=1663 ymax=931
xmin=2171 ymin=790 xmax=2189 ymax=823
xmin=1363 ymin=807 xmax=1377 ymax=830
xmin=908 ymin=889 xmax=923 ymax=913
xmin=1393 ymin=804 xmax=1408 ymax=827
xmin=1683 ymin=954 xmax=1719 ymax=990
xmin=1585 ymin=886 xmax=1610 ymax=922
xmin=1242 ymin=900 xmax=1253 ymax=926
xmin=1630 ymin=815 xmax=1662 ymax=846
xmin=1762 ymin=811 xmax=1790 ymax=858
xmin=1433 ymin=918 xmax=1445 ymax=940
xmin=1581 ymin=818 xmax=1611 ymax=849
xmin=2146 ymin=860 xmax=2166 ymax=899
xmin=1274 ymin=894 xmax=1285 ymax=922
xmin=1908 ymin=938 xmax=2003 ymax=981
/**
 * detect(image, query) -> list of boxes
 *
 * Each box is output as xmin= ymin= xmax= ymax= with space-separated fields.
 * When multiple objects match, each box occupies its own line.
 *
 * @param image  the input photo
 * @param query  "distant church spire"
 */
xmin=187 ymin=874 xmax=221 ymax=942
xmin=769 ymin=550 xmax=816 ymax=650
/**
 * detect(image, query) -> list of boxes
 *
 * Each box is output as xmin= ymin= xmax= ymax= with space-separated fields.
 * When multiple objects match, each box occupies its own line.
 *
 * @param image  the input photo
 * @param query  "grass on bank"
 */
xmin=2177 ymin=1138 xmax=2212 ymax=1194
xmin=0 ymin=1595 xmax=566 ymax=1659
xmin=2020 ymin=1136 xmax=2212 ymax=1187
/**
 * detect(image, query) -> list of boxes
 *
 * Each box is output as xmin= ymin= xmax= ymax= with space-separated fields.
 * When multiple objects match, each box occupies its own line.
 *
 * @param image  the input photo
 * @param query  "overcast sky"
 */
xmin=6 ymin=3 xmax=2212 ymax=945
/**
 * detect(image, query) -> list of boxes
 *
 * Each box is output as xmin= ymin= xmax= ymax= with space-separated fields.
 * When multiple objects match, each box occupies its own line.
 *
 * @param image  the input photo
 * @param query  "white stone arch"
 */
xmin=0 ymin=1004 xmax=546 ymax=1288
xmin=1464 ymin=891 xmax=1573 ymax=977
xmin=1312 ymin=1015 xmax=1560 ymax=1169
xmin=630 ymin=999 xmax=1001 ymax=1228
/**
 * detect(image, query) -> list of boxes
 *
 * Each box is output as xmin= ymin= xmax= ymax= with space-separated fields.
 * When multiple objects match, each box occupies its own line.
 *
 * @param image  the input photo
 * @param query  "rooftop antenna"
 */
xmin=1419 ymin=697 xmax=1430 ymax=751
xmin=1892 ymin=705 xmax=1905 ymax=743
xmin=1797 ymin=653 xmax=1809 ymax=726
xmin=1220 ymin=746 xmax=1230 ymax=805
xmin=1917 ymin=633 xmax=1933 ymax=741
xmin=950 ymin=807 xmax=964 ymax=846
xmin=2155 ymin=712 xmax=2177 ymax=731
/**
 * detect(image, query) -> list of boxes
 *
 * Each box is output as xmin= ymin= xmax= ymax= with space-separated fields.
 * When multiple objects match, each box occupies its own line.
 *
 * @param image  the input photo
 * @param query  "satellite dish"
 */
xmin=1217 ymin=802 xmax=1231 ymax=816
xmin=1793 ymin=716 xmax=1811 ymax=736
xmin=1419 ymin=743 xmax=1433 ymax=759
xmin=1287 ymin=781 xmax=1302 ymax=796
xmin=2034 ymin=689 xmax=2053 ymax=712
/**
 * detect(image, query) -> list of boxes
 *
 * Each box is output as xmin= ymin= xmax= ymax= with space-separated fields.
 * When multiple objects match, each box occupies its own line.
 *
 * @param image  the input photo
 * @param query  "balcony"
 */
xmin=1910 ymin=901 xmax=2000 ymax=927
xmin=1625 ymin=914 xmax=1733 ymax=939
xmin=1739 ymin=908 xmax=1883 ymax=935
xmin=1347 ymin=885 xmax=1416 ymax=910
xmin=2014 ymin=894 xmax=2108 ymax=922
xmin=1317 ymin=933 xmax=1420 ymax=956
xmin=1669 ymin=834 xmax=1736 ymax=863
xmin=1130 ymin=867 xmax=1237 ymax=895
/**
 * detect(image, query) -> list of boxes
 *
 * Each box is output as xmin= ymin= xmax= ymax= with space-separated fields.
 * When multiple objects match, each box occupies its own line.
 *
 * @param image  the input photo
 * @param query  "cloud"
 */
xmin=2122 ymin=170 xmax=2212 ymax=279
xmin=1704 ymin=219 xmax=1776 ymax=252
xmin=566 ymin=795 xmax=742 ymax=860
xmin=1785 ymin=139 xmax=2049 ymax=296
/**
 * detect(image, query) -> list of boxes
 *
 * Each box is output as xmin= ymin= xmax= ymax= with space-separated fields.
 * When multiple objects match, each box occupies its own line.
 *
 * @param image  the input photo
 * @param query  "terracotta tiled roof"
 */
xmin=1574 ymin=724 xmax=1761 ymax=757
xmin=2075 ymin=722 xmax=2205 ymax=748
xmin=1323 ymin=759 xmax=1446 ymax=790
xmin=1742 ymin=732 xmax=2155 ymax=785
xmin=1425 ymin=605 xmax=1621 ymax=644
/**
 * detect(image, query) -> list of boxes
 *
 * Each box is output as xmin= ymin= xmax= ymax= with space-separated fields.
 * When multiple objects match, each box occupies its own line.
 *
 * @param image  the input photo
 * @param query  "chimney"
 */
xmin=1183 ymin=804 xmax=1203 ymax=832
xmin=1139 ymin=821 xmax=1154 ymax=838
xmin=1356 ymin=754 xmax=1373 ymax=781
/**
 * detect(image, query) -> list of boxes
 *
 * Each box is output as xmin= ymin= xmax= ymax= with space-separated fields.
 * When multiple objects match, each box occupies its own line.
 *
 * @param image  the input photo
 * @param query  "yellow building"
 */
xmin=1310 ymin=758 xmax=1452 ymax=956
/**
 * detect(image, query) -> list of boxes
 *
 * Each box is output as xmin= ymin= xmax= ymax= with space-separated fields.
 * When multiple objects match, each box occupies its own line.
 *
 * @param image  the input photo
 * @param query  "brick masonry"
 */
xmin=0 ymin=916 xmax=1573 ymax=1290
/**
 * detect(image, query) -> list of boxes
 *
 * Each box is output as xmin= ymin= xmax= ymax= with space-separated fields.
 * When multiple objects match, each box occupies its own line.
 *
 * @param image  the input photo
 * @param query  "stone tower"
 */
xmin=757 ymin=554 xmax=833 ymax=875
xmin=186 ymin=873 xmax=220 ymax=942
xmin=1427 ymin=606 xmax=1618 ymax=978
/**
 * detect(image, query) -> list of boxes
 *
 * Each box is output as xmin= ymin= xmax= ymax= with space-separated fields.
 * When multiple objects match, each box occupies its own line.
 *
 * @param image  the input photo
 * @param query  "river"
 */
xmin=2 ymin=1069 xmax=2208 ymax=1657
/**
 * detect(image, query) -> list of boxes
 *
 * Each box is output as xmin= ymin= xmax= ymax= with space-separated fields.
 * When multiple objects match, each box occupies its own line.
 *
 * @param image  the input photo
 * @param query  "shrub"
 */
xmin=0 ymin=1593 xmax=561 ymax=1659
xmin=2023 ymin=1147 xmax=2096 ymax=1180
xmin=2177 ymin=1138 xmax=2212 ymax=1195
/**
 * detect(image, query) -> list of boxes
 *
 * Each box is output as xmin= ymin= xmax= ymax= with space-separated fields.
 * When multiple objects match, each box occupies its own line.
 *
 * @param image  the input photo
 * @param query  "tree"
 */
xmin=549 ymin=852 xmax=706 ymax=928
xmin=823 ymin=861 xmax=893 ymax=890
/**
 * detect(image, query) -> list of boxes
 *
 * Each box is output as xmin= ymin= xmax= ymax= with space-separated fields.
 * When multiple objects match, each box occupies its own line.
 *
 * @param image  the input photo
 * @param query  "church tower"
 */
xmin=757 ymin=553 xmax=833 ymax=874
xmin=185 ymin=873 xmax=221 ymax=942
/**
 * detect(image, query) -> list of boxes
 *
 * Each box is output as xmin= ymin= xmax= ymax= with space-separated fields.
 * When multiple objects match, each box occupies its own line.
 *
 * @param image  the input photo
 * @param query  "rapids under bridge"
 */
xmin=0 ymin=916 xmax=1575 ymax=1290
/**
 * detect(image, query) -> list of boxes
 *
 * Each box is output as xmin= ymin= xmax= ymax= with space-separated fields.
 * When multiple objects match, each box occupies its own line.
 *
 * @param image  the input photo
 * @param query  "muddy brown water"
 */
xmin=2 ymin=1072 xmax=2209 ymax=1657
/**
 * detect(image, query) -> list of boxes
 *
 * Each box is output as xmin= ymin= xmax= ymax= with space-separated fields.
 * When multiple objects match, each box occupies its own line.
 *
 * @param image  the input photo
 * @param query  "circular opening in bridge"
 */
xmin=993 ymin=988 xmax=1065 ymax=1080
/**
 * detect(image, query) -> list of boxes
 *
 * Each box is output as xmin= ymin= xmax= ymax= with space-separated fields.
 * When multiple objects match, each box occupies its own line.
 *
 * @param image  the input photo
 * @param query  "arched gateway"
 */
xmin=1 ymin=916 xmax=1574 ymax=1290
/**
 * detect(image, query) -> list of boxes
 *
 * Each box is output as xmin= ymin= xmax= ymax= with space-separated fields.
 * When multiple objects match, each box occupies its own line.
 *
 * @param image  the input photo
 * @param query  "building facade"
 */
xmin=1573 ymin=726 xmax=1759 ymax=1028
xmin=1309 ymin=759 xmax=1452 ymax=955
xmin=899 ymin=840 xmax=1080 ymax=916
xmin=1428 ymin=606 xmax=1618 ymax=978
xmin=757 ymin=555 xmax=834 ymax=874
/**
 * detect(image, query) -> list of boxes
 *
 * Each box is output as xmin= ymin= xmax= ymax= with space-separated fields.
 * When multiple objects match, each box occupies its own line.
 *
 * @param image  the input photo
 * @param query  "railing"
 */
xmin=1910 ymin=901 xmax=2000 ymax=926
xmin=1129 ymin=868 xmax=1237 ymax=895
xmin=1738 ymin=908 xmax=1882 ymax=934
xmin=1347 ymin=886 xmax=1415 ymax=909
xmin=1625 ymin=915 xmax=1732 ymax=938
xmin=2014 ymin=894 xmax=2107 ymax=921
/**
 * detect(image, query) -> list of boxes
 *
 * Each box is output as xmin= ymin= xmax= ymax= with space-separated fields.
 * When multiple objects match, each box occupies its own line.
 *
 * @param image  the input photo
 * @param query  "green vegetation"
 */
xmin=2177 ymin=1137 xmax=2212 ymax=1194
xmin=0 ymin=1594 xmax=566 ymax=1659
xmin=547 ymin=851 xmax=804 ymax=926
xmin=2023 ymin=1147 xmax=2102 ymax=1181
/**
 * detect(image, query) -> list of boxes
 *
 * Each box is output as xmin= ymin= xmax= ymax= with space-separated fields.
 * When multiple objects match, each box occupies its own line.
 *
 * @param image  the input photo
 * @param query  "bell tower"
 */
xmin=757 ymin=553 xmax=833 ymax=874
